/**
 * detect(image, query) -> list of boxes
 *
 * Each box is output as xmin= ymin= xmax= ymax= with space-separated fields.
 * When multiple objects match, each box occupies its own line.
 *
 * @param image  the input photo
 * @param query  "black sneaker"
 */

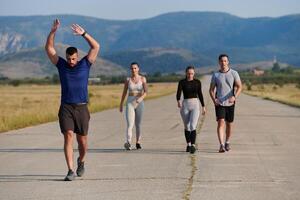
xmin=124 ymin=142 xmax=131 ymax=150
xmin=76 ymin=157 xmax=85 ymax=177
xmin=186 ymin=146 xmax=191 ymax=152
xmin=136 ymin=143 xmax=142 ymax=150
xmin=225 ymin=143 xmax=231 ymax=151
xmin=190 ymin=145 xmax=196 ymax=154
xmin=64 ymin=169 xmax=75 ymax=181
xmin=219 ymin=144 xmax=225 ymax=153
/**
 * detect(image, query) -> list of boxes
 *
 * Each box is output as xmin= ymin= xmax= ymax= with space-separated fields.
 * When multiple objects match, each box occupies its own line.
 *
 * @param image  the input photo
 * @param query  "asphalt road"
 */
xmin=0 ymin=76 xmax=299 ymax=200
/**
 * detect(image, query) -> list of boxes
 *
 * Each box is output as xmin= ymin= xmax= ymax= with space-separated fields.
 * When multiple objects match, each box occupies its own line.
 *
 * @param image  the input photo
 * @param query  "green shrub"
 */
xmin=245 ymin=81 xmax=252 ymax=91
xmin=10 ymin=80 xmax=20 ymax=87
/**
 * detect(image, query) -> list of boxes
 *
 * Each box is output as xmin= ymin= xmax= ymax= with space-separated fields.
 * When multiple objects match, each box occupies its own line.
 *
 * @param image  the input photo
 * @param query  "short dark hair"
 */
xmin=66 ymin=47 xmax=78 ymax=55
xmin=218 ymin=54 xmax=229 ymax=61
xmin=130 ymin=62 xmax=139 ymax=67
xmin=185 ymin=65 xmax=195 ymax=73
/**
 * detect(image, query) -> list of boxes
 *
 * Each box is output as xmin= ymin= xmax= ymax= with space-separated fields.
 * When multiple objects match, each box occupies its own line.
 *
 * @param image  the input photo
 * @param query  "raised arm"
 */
xmin=71 ymin=24 xmax=100 ymax=64
xmin=45 ymin=19 xmax=60 ymax=65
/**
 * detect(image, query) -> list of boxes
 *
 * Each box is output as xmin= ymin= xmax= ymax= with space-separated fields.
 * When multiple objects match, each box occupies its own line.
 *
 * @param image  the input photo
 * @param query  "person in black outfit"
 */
xmin=176 ymin=66 xmax=206 ymax=154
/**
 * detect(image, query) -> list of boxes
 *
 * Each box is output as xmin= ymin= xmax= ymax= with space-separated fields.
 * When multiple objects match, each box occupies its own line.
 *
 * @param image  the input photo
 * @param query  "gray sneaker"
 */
xmin=76 ymin=157 xmax=85 ymax=177
xmin=225 ymin=142 xmax=231 ymax=151
xmin=219 ymin=144 xmax=226 ymax=153
xmin=124 ymin=142 xmax=131 ymax=150
xmin=64 ymin=169 xmax=75 ymax=181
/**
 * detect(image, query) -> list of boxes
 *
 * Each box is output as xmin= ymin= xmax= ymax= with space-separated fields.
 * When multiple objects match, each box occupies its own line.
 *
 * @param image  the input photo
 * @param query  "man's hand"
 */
xmin=71 ymin=24 xmax=85 ymax=36
xmin=51 ymin=19 xmax=60 ymax=33
xmin=70 ymin=23 xmax=99 ymax=64
xmin=214 ymin=98 xmax=221 ymax=106
xmin=228 ymin=96 xmax=236 ymax=104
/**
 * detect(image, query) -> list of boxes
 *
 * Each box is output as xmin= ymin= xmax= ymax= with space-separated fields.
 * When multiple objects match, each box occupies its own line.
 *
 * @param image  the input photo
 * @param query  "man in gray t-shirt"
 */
xmin=209 ymin=54 xmax=242 ymax=153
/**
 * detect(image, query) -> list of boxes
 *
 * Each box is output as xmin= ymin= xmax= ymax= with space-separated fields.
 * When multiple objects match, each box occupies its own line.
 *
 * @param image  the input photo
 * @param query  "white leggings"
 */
xmin=180 ymin=98 xmax=200 ymax=131
xmin=125 ymin=96 xmax=144 ymax=143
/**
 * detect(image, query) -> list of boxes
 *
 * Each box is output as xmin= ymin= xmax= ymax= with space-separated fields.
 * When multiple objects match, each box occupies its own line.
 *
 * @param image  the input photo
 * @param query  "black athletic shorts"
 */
xmin=215 ymin=104 xmax=235 ymax=123
xmin=58 ymin=103 xmax=90 ymax=136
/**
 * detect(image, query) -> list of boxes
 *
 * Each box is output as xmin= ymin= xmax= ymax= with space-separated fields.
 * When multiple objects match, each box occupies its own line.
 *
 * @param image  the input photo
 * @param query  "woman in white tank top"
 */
xmin=119 ymin=62 xmax=148 ymax=150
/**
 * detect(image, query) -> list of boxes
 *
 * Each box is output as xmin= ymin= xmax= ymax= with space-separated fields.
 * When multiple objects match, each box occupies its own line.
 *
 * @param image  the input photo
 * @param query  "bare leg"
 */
xmin=64 ymin=130 xmax=74 ymax=171
xmin=217 ymin=119 xmax=226 ymax=145
xmin=76 ymin=134 xmax=88 ymax=162
xmin=225 ymin=122 xmax=233 ymax=142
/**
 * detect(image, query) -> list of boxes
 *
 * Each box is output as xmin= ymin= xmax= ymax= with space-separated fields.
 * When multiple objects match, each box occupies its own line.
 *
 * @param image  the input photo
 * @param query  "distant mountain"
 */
xmin=188 ymin=61 xmax=290 ymax=75
xmin=0 ymin=44 xmax=126 ymax=79
xmin=103 ymin=48 xmax=214 ymax=74
xmin=0 ymin=11 xmax=299 ymax=76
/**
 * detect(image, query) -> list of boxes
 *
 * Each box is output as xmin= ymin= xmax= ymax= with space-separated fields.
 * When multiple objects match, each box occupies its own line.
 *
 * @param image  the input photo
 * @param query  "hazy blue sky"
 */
xmin=1 ymin=0 xmax=299 ymax=19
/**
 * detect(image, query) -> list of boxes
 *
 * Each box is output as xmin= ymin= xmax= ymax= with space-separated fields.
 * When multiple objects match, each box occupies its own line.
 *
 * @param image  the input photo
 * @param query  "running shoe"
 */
xmin=64 ymin=169 xmax=75 ymax=181
xmin=76 ymin=157 xmax=85 ymax=177
xmin=225 ymin=142 xmax=231 ymax=151
xmin=124 ymin=142 xmax=131 ymax=150
xmin=190 ymin=144 xmax=196 ymax=154
xmin=186 ymin=146 xmax=191 ymax=152
xmin=136 ymin=143 xmax=142 ymax=150
xmin=219 ymin=144 xmax=226 ymax=153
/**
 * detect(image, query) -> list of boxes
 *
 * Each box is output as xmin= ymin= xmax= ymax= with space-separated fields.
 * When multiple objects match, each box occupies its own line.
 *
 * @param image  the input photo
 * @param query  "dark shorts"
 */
xmin=58 ymin=103 xmax=90 ymax=136
xmin=215 ymin=104 xmax=235 ymax=123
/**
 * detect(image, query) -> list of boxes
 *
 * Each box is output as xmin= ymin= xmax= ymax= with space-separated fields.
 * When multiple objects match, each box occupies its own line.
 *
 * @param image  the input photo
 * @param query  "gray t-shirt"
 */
xmin=210 ymin=68 xmax=241 ymax=106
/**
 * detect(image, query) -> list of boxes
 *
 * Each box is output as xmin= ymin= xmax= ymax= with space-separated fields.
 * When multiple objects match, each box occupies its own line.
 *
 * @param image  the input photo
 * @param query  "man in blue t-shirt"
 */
xmin=209 ymin=54 xmax=242 ymax=153
xmin=45 ymin=19 xmax=100 ymax=181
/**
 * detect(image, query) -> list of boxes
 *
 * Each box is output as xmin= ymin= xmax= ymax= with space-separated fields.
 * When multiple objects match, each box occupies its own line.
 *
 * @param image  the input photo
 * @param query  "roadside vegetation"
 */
xmin=0 ymin=73 xmax=183 ymax=86
xmin=0 ymin=82 xmax=177 ymax=133
xmin=241 ymin=63 xmax=300 ymax=108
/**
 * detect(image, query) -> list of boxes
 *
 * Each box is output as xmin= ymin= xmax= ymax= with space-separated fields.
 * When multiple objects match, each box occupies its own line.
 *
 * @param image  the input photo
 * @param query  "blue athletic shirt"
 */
xmin=56 ymin=56 xmax=91 ymax=104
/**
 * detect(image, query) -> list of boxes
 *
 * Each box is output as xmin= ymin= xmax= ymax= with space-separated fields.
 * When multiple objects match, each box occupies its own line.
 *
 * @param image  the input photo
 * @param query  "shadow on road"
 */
xmin=0 ymin=174 xmax=63 ymax=182
xmin=0 ymin=148 xmax=193 ymax=155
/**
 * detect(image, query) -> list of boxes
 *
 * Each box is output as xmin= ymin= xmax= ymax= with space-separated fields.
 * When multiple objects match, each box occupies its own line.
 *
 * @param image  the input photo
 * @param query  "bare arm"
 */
xmin=209 ymin=82 xmax=219 ymax=106
xmin=45 ymin=19 xmax=60 ymax=65
xmin=229 ymin=79 xmax=243 ymax=103
xmin=234 ymin=79 xmax=242 ymax=98
xmin=71 ymin=24 xmax=100 ymax=64
xmin=137 ymin=76 xmax=148 ymax=103
xmin=119 ymin=79 xmax=129 ymax=112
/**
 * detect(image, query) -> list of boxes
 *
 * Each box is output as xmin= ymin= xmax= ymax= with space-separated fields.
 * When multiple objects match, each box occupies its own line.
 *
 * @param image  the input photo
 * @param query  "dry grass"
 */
xmin=243 ymin=84 xmax=300 ymax=108
xmin=0 ymin=83 xmax=176 ymax=133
